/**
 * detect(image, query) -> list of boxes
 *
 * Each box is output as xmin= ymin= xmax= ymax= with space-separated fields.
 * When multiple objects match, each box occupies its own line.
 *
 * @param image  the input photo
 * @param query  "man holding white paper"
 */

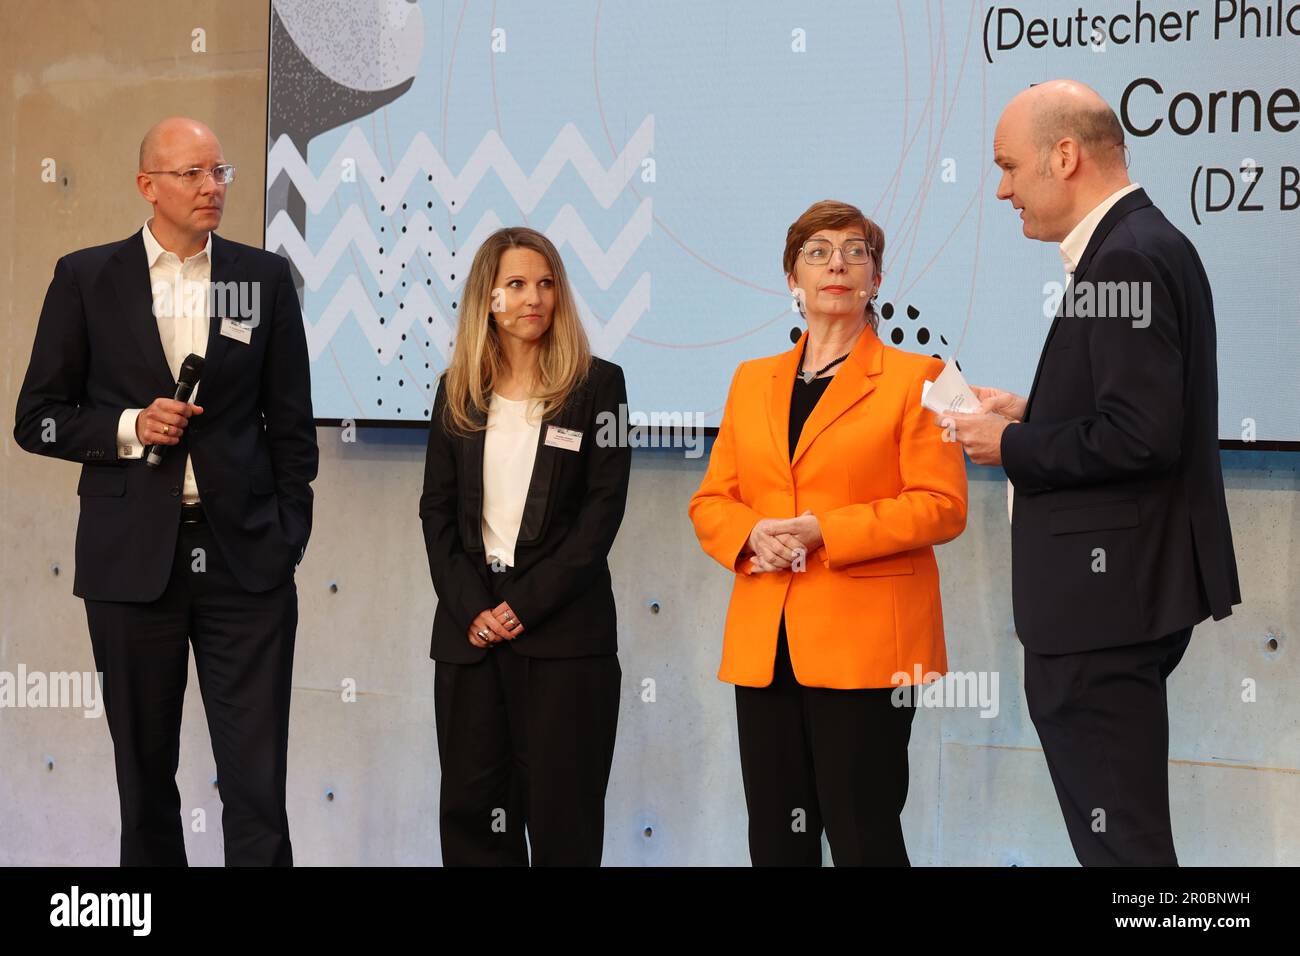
xmin=940 ymin=81 xmax=1240 ymax=866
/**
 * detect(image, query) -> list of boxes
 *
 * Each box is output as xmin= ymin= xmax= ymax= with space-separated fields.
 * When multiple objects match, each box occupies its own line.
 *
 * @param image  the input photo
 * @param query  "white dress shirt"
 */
xmin=1058 ymin=182 xmax=1141 ymax=283
xmin=116 ymin=220 xmax=212 ymax=505
xmin=481 ymin=393 xmax=543 ymax=567
xmin=1008 ymin=182 xmax=1142 ymax=521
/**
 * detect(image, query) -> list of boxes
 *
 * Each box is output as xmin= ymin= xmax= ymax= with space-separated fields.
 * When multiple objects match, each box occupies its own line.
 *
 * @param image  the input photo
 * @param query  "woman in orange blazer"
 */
xmin=689 ymin=199 xmax=967 ymax=866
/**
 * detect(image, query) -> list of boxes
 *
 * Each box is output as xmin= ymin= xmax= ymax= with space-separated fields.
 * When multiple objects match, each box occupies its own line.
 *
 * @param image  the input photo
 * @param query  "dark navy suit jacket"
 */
xmin=1002 ymin=188 xmax=1241 ymax=653
xmin=14 ymin=230 xmax=318 ymax=601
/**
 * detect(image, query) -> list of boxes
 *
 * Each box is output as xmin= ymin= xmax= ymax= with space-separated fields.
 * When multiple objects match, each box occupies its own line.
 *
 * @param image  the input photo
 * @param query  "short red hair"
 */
xmin=783 ymin=199 xmax=886 ymax=327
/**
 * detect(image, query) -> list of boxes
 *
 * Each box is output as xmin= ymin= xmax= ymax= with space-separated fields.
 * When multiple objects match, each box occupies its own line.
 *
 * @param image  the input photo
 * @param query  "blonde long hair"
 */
xmin=440 ymin=227 xmax=592 ymax=435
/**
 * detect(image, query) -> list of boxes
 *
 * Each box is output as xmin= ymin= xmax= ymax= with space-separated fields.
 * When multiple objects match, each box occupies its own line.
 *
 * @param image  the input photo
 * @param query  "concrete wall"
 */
xmin=2 ymin=1 xmax=1296 ymax=866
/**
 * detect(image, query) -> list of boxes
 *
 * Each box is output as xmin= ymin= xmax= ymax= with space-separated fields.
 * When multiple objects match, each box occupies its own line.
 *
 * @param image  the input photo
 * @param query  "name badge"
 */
xmin=220 ymin=318 xmax=253 ymax=344
xmin=544 ymin=425 xmax=582 ymax=452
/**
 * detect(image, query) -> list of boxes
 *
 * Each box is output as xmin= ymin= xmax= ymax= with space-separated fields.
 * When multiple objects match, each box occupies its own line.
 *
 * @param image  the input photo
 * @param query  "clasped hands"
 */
xmin=741 ymin=511 xmax=823 ymax=574
xmin=467 ymin=602 xmax=523 ymax=648
xmin=935 ymin=386 xmax=1027 ymax=466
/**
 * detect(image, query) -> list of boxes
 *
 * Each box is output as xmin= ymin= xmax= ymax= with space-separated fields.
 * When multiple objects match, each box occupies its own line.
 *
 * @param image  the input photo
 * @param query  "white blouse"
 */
xmin=481 ymin=393 xmax=543 ymax=567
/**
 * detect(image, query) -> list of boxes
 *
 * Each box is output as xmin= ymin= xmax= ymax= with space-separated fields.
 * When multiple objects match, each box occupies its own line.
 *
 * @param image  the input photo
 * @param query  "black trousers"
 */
xmin=1024 ymin=627 xmax=1193 ymax=866
xmin=434 ymin=568 xmax=621 ymax=866
xmin=83 ymin=519 xmax=298 ymax=867
xmin=734 ymin=615 xmax=917 ymax=866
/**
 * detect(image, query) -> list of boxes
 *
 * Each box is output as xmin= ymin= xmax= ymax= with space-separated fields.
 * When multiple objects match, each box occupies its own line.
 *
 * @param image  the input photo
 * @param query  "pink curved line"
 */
xmin=888 ymin=5 xmax=955 ymax=264
xmin=651 ymin=217 xmax=786 ymax=295
xmin=878 ymin=6 xmax=939 ymax=235
xmin=892 ymin=1 xmax=939 ymax=283
xmin=895 ymin=3 xmax=943 ymax=283
xmin=957 ymin=52 xmax=989 ymax=359
xmin=591 ymin=0 xmax=789 ymax=320
xmin=871 ymin=0 xmax=911 ymax=221
xmin=490 ymin=1 xmax=502 ymax=138
xmin=892 ymin=3 xmax=990 ymax=363
xmin=399 ymin=354 xmax=434 ymax=411
xmin=489 ymin=0 xmax=531 ymax=228
xmin=440 ymin=0 xmax=470 ymax=155
xmin=626 ymin=307 xmax=793 ymax=349
xmin=899 ymin=0 xmax=978 ymax=293
xmin=328 ymin=343 xmax=364 ymax=416
xmin=891 ymin=0 xmax=977 ymax=291
xmin=894 ymin=162 xmax=990 ymax=303
xmin=383 ymin=108 xmax=454 ymax=376
xmin=336 ymin=147 xmax=443 ymax=409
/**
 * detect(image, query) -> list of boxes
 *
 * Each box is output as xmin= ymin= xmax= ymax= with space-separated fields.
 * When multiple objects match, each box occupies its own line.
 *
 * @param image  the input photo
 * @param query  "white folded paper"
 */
xmin=921 ymin=358 xmax=980 ymax=415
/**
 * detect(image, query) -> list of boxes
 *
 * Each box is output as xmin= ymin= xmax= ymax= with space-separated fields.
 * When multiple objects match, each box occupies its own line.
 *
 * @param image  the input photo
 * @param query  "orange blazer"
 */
xmin=689 ymin=325 xmax=967 ymax=689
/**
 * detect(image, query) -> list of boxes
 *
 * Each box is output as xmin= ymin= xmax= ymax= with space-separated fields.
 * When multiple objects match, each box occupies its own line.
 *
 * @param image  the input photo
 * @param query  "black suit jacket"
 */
xmin=1001 ymin=188 xmax=1241 ymax=654
xmin=13 ymin=230 xmax=319 ymax=601
xmin=420 ymin=358 xmax=631 ymax=663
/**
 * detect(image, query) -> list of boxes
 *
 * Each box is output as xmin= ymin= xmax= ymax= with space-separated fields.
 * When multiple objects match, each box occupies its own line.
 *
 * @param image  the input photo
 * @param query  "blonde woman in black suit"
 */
xmin=420 ymin=227 xmax=631 ymax=866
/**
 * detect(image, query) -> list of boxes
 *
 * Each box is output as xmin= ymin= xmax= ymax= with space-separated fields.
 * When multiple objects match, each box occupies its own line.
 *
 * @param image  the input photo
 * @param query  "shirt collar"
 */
xmin=1058 ymin=182 xmax=1141 ymax=276
xmin=141 ymin=220 xmax=212 ymax=268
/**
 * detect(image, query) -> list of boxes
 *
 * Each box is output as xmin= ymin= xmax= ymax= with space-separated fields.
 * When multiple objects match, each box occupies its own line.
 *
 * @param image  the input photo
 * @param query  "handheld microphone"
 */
xmin=145 ymin=353 xmax=204 ymax=468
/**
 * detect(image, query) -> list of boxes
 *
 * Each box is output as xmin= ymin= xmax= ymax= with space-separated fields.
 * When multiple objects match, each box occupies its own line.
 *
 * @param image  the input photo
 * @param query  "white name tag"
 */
xmin=544 ymin=425 xmax=583 ymax=452
xmin=220 ymin=318 xmax=253 ymax=344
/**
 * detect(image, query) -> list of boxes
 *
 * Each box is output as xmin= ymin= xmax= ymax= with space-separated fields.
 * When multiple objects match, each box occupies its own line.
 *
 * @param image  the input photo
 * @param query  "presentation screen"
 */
xmin=266 ymin=0 xmax=1300 ymax=444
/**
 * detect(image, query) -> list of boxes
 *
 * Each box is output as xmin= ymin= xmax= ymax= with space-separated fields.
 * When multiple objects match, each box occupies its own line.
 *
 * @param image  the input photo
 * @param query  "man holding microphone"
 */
xmin=14 ymin=117 xmax=318 ymax=865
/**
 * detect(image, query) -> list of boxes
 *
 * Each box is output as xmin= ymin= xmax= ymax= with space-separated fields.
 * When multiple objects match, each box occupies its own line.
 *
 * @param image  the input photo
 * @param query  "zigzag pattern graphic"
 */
xmin=267 ymin=116 xmax=654 ymax=213
xmin=306 ymin=276 xmax=455 ymax=364
xmin=269 ymin=208 xmax=504 ymax=294
xmin=305 ymin=273 xmax=652 ymax=364
xmin=573 ymin=273 xmax=652 ymax=356
xmin=271 ymin=198 xmax=652 ymax=293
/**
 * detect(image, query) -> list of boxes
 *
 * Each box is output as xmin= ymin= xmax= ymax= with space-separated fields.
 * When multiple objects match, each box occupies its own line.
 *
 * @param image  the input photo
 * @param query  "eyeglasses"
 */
xmin=144 ymin=164 xmax=236 ymax=187
xmin=800 ymin=238 xmax=874 ymax=265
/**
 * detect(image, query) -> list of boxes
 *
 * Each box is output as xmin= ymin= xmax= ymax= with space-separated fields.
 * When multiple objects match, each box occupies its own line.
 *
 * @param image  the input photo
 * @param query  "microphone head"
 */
xmin=859 ymin=290 xmax=868 ymax=298
xmin=178 ymin=353 xmax=205 ymax=386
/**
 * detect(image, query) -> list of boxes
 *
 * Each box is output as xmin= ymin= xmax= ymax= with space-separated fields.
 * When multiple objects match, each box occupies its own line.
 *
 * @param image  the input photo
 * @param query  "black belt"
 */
xmin=180 ymin=503 xmax=206 ymax=524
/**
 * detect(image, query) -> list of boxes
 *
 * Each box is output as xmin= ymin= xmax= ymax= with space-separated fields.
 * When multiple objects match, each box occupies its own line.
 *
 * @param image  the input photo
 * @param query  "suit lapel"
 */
xmin=109 ymin=232 xmax=175 ymax=394
xmin=1022 ymin=300 xmax=1065 ymax=423
xmin=1023 ymin=188 xmax=1154 ymax=420
xmin=788 ymin=324 xmax=881 ymax=468
xmin=200 ymin=233 xmax=240 ymax=400
xmin=766 ymin=333 xmax=803 ymax=474
xmin=512 ymin=405 xmax=564 ymax=548
xmin=1071 ymin=187 xmax=1152 ymax=288
xmin=463 ymin=378 xmax=583 ymax=549
xmin=462 ymin=405 xmax=488 ymax=552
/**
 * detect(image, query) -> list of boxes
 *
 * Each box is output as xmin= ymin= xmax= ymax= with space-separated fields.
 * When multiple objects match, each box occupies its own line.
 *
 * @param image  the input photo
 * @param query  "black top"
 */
xmin=788 ymin=374 xmax=834 ymax=460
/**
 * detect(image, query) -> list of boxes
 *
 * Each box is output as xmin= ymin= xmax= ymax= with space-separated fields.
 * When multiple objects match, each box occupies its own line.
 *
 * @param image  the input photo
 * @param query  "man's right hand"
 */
xmin=135 ymin=399 xmax=204 ymax=446
xmin=971 ymin=385 xmax=1027 ymax=423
